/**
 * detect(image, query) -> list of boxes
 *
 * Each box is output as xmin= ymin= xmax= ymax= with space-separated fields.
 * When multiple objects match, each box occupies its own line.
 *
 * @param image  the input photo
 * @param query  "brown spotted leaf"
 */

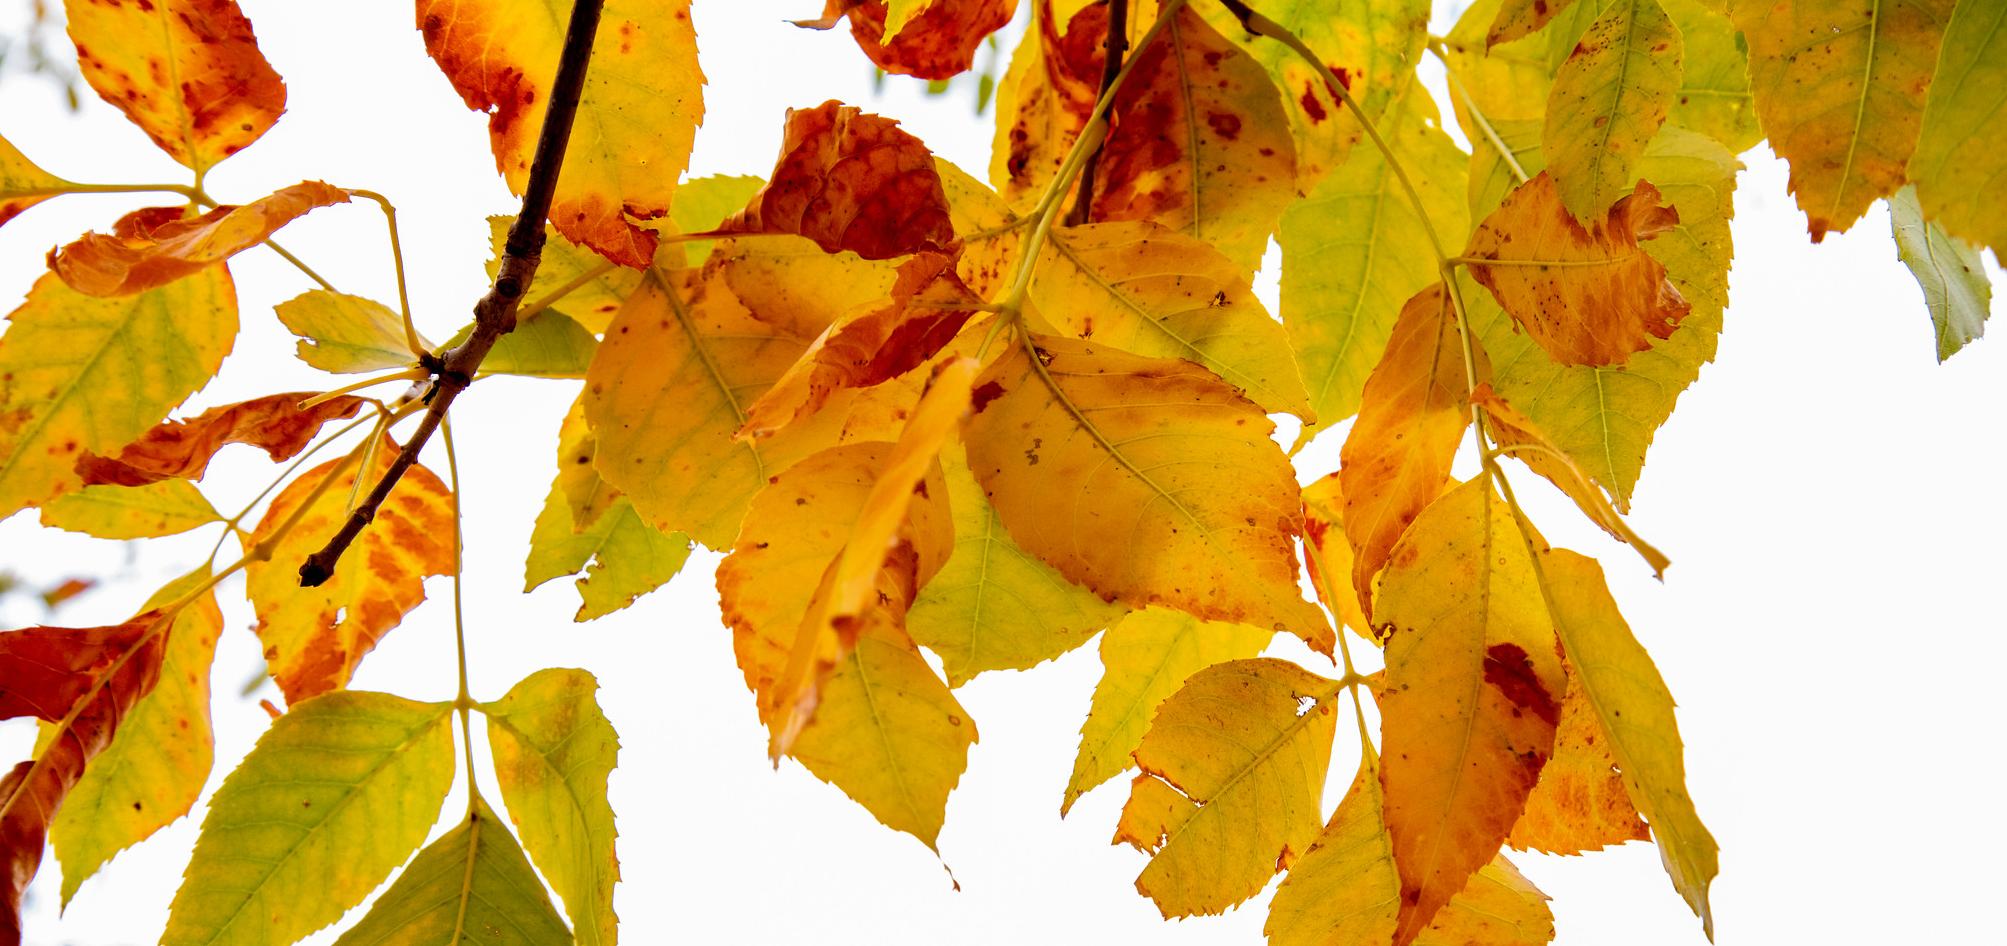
xmin=988 ymin=0 xmax=1105 ymax=207
xmin=74 ymin=393 xmax=364 ymax=487
xmin=64 ymin=0 xmax=286 ymax=172
xmin=51 ymin=182 xmax=350 ymax=297
xmin=1508 ymin=659 xmax=1650 ymax=855
xmin=242 ymin=437 xmax=455 ymax=704
xmin=1464 ymin=172 xmax=1689 ymax=366
xmin=799 ymin=0 xmax=1018 ymax=79
xmin=718 ymin=100 xmax=956 ymax=260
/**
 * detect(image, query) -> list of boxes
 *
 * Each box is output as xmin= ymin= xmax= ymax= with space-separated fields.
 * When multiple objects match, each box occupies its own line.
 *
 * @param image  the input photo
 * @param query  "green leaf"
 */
xmin=1281 ymin=90 xmax=1468 ymax=447
xmin=484 ymin=669 xmax=621 ymax=946
xmin=162 ymin=692 xmax=456 ymax=946
xmin=1889 ymin=185 xmax=1990 ymax=362
xmin=1661 ymin=0 xmax=1759 ymax=154
xmin=331 ymin=798 xmax=571 ymax=946
xmin=1909 ymin=0 xmax=2007 ymax=260
xmin=485 ymin=220 xmax=641 ymax=335
xmin=444 ymin=310 xmax=598 ymax=379
xmin=275 ymin=290 xmax=422 ymax=375
xmin=667 ymin=174 xmax=766 ymax=266
xmin=1538 ymin=548 xmax=1718 ymax=938
xmin=1062 ymin=609 xmax=1271 ymax=814
xmin=1543 ymin=0 xmax=1683 ymax=220
xmin=0 ymin=270 xmax=236 ymax=519
xmin=51 ymin=567 xmax=222 ymax=905
xmin=907 ymin=447 xmax=1121 ymax=685
xmin=38 ymin=480 xmax=221 ymax=539
xmin=526 ymin=491 xmax=691 ymax=622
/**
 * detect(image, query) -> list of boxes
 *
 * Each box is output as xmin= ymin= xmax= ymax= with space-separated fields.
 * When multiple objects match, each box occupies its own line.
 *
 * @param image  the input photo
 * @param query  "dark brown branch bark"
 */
xmin=298 ymin=0 xmax=607 ymax=587
xmin=1065 ymin=0 xmax=1130 ymax=227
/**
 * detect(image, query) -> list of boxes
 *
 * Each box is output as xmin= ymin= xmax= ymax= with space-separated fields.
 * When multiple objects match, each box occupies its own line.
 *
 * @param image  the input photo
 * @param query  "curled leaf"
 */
xmin=799 ymin=0 xmax=1018 ymax=79
xmin=75 ymin=393 xmax=364 ymax=487
xmin=52 ymin=182 xmax=351 ymax=296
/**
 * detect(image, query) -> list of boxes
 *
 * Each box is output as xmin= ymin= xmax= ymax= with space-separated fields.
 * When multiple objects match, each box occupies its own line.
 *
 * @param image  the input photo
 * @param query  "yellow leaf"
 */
xmin=1507 ymin=659 xmax=1650 ymax=855
xmin=1734 ymin=0 xmax=1954 ymax=240
xmin=1471 ymin=127 xmax=1738 ymax=511
xmin=275 ymin=290 xmax=423 ymax=374
xmin=64 ymin=0 xmax=286 ymax=172
xmin=1281 ymin=89 xmax=1468 ymax=446
xmin=1416 ymin=857 xmax=1555 ymax=946
xmin=1338 ymin=283 xmax=1481 ymax=617
xmin=162 ymin=692 xmax=456 ymax=946
xmin=1031 ymin=221 xmax=1311 ymax=418
xmin=484 ymin=218 xmax=642 ymax=334
xmin=525 ymin=398 xmax=690 ymax=621
xmin=935 ymin=157 xmax=1022 ymax=298
xmin=1090 ymin=4 xmax=1297 ymax=272
xmin=965 ymin=334 xmax=1331 ymax=649
xmin=1538 ymin=548 xmax=1718 ymax=937
xmin=39 ymin=480 xmax=221 ymax=539
xmin=243 ymin=437 xmax=455 ymax=704
xmin=1375 ymin=479 xmax=1562 ymax=945
xmin=52 ymin=182 xmax=349 ymax=296
xmin=586 ymin=267 xmax=909 ymax=550
xmin=665 ymin=173 xmax=768 ymax=268
xmin=1118 ymin=658 xmax=1340 ymax=917
xmin=0 ymin=269 xmax=237 ymax=519
xmin=1299 ymin=473 xmax=1370 ymax=641
xmin=417 ymin=0 xmax=703 ymax=266
xmin=1465 ymin=172 xmax=1690 ymax=366
xmin=1542 ymin=0 xmax=1682 ymax=221
xmin=484 ymin=669 xmax=622 ymax=946
xmin=1486 ymin=0 xmax=1582 ymax=46
xmin=909 ymin=446 xmax=1124 ymax=687
xmin=1662 ymin=0 xmax=1760 ymax=154
xmin=50 ymin=568 xmax=222 ymax=907
xmin=988 ymin=0 xmax=1102 ymax=208
xmin=1197 ymin=0 xmax=1431 ymax=188
xmin=0 ymin=133 xmax=71 ymax=230
xmin=708 ymin=233 xmax=904 ymax=340
xmin=1062 ymin=608 xmax=1269 ymax=814
xmin=1909 ymin=0 xmax=2007 ymax=262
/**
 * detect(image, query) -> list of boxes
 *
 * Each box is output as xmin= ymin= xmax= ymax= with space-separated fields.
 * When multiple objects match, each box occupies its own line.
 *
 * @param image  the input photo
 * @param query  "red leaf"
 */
xmin=75 ymin=393 xmax=366 ymax=487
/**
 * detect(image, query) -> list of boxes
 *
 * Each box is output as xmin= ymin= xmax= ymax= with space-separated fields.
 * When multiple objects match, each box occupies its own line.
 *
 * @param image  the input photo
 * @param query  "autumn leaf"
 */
xmin=936 ymin=156 xmax=1023 ymax=297
xmin=1062 ymin=609 xmax=1269 ymax=813
xmin=989 ymin=0 xmax=1104 ymax=207
xmin=1507 ymin=659 xmax=1649 ymax=855
xmin=0 ymin=134 xmax=71 ymax=230
xmin=64 ymin=0 xmax=285 ymax=172
xmin=417 ymin=0 xmax=703 ymax=266
xmin=447 ymin=310 xmax=599 ymax=379
xmin=1281 ymin=89 xmax=1468 ymax=445
xmin=1116 ymin=658 xmax=1339 ymax=917
xmin=1338 ymin=282 xmax=1483 ymax=615
xmin=161 ymin=692 xmax=456 ymax=946
xmin=908 ymin=446 xmax=1124 ymax=686
xmin=1888 ymin=185 xmax=1989 ymax=362
xmin=275 ymin=290 xmax=423 ymax=374
xmin=708 ymin=233 xmax=906 ymax=339
xmin=484 ymin=669 xmax=622 ymax=946
xmin=0 ymin=607 xmax=169 ymax=944
xmin=331 ymin=797 xmax=570 ymax=946
xmin=1542 ymin=0 xmax=1682 ymax=221
xmin=39 ymin=480 xmax=221 ymax=540
xmin=52 ymin=182 xmax=350 ymax=296
xmin=1030 ymin=221 xmax=1312 ymax=419
xmin=800 ymin=0 xmax=1018 ymax=79
xmin=525 ymin=398 xmax=691 ymax=621
xmin=1537 ymin=548 xmax=1718 ymax=937
xmin=1734 ymin=0 xmax=1953 ymax=241
xmin=483 ymin=218 xmax=642 ymax=334
xmin=1908 ymin=0 xmax=2007 ymax=262
xmin=74 ymin=392 xmax=364 ymax=487
xmin=48 ymin=569 xmax=222 ymax=907
xmin=0 ymin=269 xmax=237 ymax=519
xmin=1486 ymin=0 xmax=1580 ymax=46
xmin=1299 ymin=473 xmax=1368 ymax=640
xmin=1661 ymin=0 xmax=1760 ymax=154
xmin=1376 ymin=479 xmax=1562 ymax=944
xmin=242 ymin=437 xmax=455 ymax=704
xmin=965 ymin=334 xmax=1331 ymax=649
xmin=1089 ymin=4 xmax=1296 ymax=272
xmin=718 ymin=100 xmax=956 ymax=260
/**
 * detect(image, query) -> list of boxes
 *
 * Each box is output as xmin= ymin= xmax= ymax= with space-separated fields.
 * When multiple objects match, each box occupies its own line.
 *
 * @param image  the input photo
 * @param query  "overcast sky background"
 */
xmin=1 ymin=1 xmax=2003 ymax=944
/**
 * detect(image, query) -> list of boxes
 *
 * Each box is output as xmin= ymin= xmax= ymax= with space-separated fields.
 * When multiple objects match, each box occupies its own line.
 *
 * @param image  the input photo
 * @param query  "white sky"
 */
xmin=1 ymin=1 xmax=2003 ymax=945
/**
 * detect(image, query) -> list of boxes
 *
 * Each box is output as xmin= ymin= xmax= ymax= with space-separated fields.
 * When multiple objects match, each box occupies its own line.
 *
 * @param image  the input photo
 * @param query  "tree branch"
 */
xmin=298 ymin=0 xmax=607 ymax=587
xmin=1065 ymin=0 xmax=1130 ymax=227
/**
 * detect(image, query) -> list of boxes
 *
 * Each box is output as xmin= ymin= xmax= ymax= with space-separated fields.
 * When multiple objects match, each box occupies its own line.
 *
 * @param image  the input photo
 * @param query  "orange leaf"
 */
xmin=0 ymin=610 xmax=170 ymax=943
xmin=990 ymin=0 xmax=1105 ymax=206
xmin=1463 ymin=172 xmax=1690 ymax=367
xmin=74 ymin=393 xmax=365 ymax=487
xmin=719 ymin=101 xmax=956 ymax=260
xmin=64 ymin=0 xmax=286 ymax=172
xmin=1507 ymin=659 xmax=1650 ymax=855
xmin=799 ymin=0 xmax=1019 ymax=80
xmin=51 ymin=181 xmax=350 ymax=296
xmin=242 ymin=437 xmax=455 ymax=704
xmin=1338 ymin=283 xmax=1485 ymax=616
xmin=739 ymin=253 xmax=979 ymax=440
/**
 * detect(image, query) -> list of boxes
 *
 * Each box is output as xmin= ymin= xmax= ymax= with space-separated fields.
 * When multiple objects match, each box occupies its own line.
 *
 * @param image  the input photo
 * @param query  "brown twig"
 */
xmin=1065 ymin=0 xmax=1130 ymax=226
xmin=298 ymin=0 xmax=607 ymax=587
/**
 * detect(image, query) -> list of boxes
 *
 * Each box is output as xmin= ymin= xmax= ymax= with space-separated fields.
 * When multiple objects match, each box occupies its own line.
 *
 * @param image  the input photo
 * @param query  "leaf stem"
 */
xmin=1428 ymin=40 xmax=1533 ymax=186
xmin=349 ymin=189 xmax=425 ymax=357
xmin=297 ymin=0 xmax=608 ymax=587
xmin=298 ymin=369 xmax=425 ymax=410
xmin=440 ymin=417 xmax=484 ymax=813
